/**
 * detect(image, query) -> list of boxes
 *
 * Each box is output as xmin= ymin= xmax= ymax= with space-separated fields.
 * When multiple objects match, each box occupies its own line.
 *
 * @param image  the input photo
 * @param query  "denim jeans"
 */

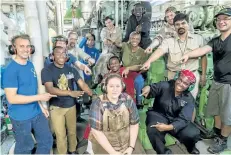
xmin=134 ymin=74 xmax=145 ymax=103
xmin=11 ymin=113 xmax=53 ymax=154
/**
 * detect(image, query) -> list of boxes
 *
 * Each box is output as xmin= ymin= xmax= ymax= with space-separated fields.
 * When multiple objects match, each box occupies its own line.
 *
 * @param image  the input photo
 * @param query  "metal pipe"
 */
xmin=56 ymin=1 xmax=62 ymax=34
xmin=0 ymin=12 xmax=18 ymax=40
xmin=115 ymin=0 xmax=119 ymax=27
xmin=24 ymin=0 xmax=46 ymax=106
xmin=36 ymin=0 xmax=50 ymax=57
xmin=121 ymin=0 xmax=123 ymax=30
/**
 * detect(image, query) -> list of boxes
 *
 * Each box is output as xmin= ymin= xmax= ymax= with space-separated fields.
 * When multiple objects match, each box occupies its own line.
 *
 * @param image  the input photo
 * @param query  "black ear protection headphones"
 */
xmin=49 ymin=46 xmax=70 ymax=62
xmin=8 ymin=34 xmax=35 ymax=55
xmin=52 ymin=35 xmax=68 ymax=46
xmin=101 ymin=73 xmax=126 ymax=93
xmin=173 ymin=71 xmax=195 ymax=92
xmin=107 ymin=55 xmax=121 ymax=70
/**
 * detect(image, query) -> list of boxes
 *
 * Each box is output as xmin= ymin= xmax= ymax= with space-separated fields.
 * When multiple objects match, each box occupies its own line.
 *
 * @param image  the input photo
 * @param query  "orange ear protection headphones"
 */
xmin=50 ymin=35 xmax=69 ymax=62
xmin=8 ymin=34 xmax=35 ymax=55
xmin=101 ymin=73 xmax=126 ymax=93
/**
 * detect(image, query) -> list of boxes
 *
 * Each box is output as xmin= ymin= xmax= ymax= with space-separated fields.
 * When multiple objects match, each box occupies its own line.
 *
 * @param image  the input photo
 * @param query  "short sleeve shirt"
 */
xmin=207 ymin=34 xmax=231 ymax=84
xmin=2 ymin=60 xmax=41 ymax=121
xmin=89 ymin=93 xmax=139 ymax=131
xmin=122 ymin=42 xmax=149 ymax=67
xmin=158 ymin=32 xmax=204 ymax=71
xmin=41 ymin=63 xmax=81 ymax=108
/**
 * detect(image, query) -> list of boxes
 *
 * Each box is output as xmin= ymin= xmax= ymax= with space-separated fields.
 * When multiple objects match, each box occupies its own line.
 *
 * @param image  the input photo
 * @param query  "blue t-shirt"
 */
xmin=2 ymin=60 xmax=41 ymax=121
xmin=79 ymin=37 xmax=100 ymax=80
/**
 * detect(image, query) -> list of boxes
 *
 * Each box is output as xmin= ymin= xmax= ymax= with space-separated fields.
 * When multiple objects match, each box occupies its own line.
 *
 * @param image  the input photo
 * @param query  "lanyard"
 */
xmin=177 ymin=38 xmax=188 ymax=70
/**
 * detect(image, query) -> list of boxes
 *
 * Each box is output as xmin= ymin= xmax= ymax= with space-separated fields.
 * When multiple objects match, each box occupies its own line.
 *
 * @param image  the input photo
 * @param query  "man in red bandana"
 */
xmin=142 ymin=70 xmax=200 ymax=154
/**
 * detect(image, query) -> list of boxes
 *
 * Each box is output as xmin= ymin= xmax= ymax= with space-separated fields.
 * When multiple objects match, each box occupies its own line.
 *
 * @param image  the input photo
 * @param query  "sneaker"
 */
xmin=207 ymin=137 xmax=227 ymax=154
xmin=68 ymin=151 xmax=78 ymax=154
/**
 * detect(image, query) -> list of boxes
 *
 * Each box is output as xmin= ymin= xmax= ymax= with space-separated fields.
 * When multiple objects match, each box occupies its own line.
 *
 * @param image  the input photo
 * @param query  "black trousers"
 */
xmin=146 ymin=111 xmax=200 ymax=154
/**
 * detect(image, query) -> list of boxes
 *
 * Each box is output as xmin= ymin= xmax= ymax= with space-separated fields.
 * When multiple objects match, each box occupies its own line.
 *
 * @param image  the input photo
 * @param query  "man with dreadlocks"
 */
xmin=142 ymin=70 xmax=200 ymax=154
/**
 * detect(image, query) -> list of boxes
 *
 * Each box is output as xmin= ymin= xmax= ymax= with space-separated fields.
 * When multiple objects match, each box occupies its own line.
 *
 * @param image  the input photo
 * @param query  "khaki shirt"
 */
xmin=68 ymin=47 xmax=90 ymax=61
xmin=122 ymin=43 xmax=148 ymax=67
xmin=100 ymin=26 xmax=122 ymax=54
xmin=155 ymin=23 xmax=195 ymax=43
xmin=159 ymin=32 xmax=204 ymax=72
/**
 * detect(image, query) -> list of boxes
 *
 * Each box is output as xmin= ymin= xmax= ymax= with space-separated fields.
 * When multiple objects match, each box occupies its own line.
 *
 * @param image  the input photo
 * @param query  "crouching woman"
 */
xmin=88 ymin=73 xmax=145 ymax=154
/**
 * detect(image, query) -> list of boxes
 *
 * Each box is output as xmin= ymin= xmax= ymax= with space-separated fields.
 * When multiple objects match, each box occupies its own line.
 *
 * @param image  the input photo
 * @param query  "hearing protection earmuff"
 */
xmin=52 ymin=35 xmax=68 ymax=46
xmin=8 ymin=45 xmax=35 ymax=55
xmin=9 ymin=34 xmax=35 ymax=55
xmin=101 ymin=73 xmax=126 ymax=93
xmin=173 ymin=71 xmax=195 ymax=92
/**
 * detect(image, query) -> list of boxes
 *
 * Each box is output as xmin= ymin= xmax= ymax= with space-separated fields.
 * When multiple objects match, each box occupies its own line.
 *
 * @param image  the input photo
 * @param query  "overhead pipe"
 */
xmin=56 ymin=1 xmax=63 ymax=34
xmin=115 ymin=0 xmax=119 ymax=27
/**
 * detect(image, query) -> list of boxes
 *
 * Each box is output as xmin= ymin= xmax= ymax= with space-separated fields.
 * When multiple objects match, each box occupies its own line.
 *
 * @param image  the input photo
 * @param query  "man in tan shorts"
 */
xmin=182 ymin=8 xmax=231 ymax=154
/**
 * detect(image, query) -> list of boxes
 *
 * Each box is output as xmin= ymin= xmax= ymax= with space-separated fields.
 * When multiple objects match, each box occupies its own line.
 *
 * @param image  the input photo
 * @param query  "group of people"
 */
xmin=2 ymin=2 xmax=231 ymax=154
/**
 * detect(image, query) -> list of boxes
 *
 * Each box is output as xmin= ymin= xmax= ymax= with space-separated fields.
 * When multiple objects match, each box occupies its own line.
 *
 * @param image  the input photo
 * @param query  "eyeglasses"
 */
xmin=215 ymin=17 xmax=231 ymax=22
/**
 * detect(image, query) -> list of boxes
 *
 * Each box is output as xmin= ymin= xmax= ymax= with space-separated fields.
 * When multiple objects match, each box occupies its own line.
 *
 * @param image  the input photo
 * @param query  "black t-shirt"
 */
xmin=208 ymin=34 xmax=231 ymax=84
xmin=41 ymin=63 xmax=81 ymax=108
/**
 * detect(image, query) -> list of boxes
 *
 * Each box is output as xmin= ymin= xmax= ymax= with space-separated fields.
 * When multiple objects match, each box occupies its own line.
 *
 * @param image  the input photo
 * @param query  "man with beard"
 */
xmin=143 ymin=70 xmax=200 ymax=154
xmin=145 ymin=7 xmax=194 ymax=54
xmin=181 ymin=8 xmax=231 ymax=154
xmin=123 ymin=3 xmax=152 ymax=49
xmin=141 ymin=13 xmax=207 ymax=99
xmin=68 ymin=31 xmax=95 ymax=66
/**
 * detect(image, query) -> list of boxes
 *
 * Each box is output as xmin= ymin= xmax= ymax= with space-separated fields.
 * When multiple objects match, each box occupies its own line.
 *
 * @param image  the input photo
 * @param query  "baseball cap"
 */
xmin=215 ymin=8 xmax=231 ymax=17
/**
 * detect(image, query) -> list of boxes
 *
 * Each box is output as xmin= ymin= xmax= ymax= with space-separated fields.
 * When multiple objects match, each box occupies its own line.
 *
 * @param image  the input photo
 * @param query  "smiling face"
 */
xmin=109 ymin=58 xmax=120 ymax=72
xmin=129 ymin=33 xmax=141 ymax=47
xmin=165 ymin=11 xmax=176 ymax=25
xmin=14 ymin=38 xmax=31 ymax=60
xmin=215 ymin=15 xmax=231 ymax=32
xmin=68 ymin=33 xmax=77 ymax=48
xmin=175 ymin=75 xmax=192 ymax=92
xmin=53 ymin=47 xmax=67 ymax=65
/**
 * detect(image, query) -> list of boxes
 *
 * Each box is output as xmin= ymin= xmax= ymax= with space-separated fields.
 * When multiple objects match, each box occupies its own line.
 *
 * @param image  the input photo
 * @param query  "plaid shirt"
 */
xmin=89 ymin=93 xmax=139 ymax=131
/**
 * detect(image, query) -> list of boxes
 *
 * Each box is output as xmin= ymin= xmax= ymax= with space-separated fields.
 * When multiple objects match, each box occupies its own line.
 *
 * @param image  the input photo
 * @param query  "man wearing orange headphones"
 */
xmin=41 ymin=46 xmax=92 ymax=154
xmin=142 ymin=70 xmax=200 ymax=154
xmin=3 ymin=34 xmax=54 ymax=154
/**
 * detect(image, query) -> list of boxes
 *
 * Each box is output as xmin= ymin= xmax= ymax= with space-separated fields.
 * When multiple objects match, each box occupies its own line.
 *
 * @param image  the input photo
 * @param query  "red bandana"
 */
xmin=180 ymin=70 xmax=196 ymax=84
